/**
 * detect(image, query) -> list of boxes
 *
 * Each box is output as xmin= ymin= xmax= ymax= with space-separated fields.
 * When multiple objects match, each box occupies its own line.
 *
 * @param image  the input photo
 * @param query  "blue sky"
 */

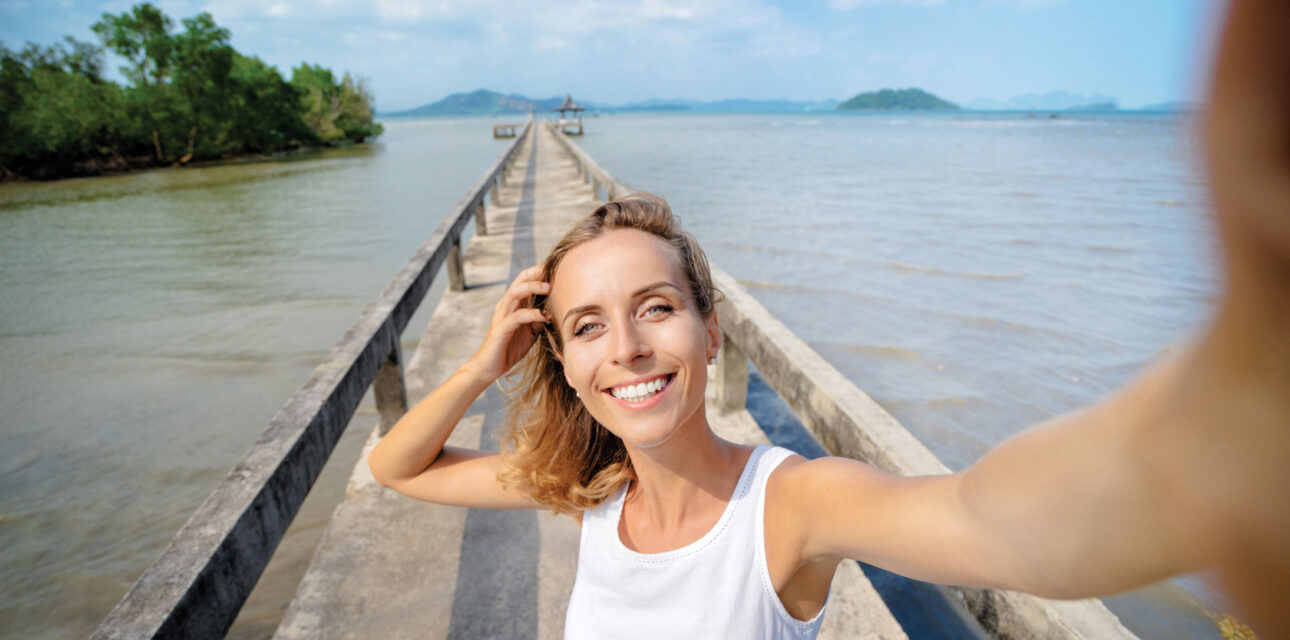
xmin=1 ymin=0 xmax=1221 ymax=111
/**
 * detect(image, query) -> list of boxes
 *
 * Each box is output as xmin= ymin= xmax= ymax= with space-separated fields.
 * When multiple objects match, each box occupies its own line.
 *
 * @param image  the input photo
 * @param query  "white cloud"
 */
xmin=830 ymin=0 xmax=943 ymax=9
xmin=532 ymin=35 xmax=566 ymax=51
xmin=641 ymin=0 xmax=695 ymax=20
xmin=984 ymin=0 xmax=1071 ymax=7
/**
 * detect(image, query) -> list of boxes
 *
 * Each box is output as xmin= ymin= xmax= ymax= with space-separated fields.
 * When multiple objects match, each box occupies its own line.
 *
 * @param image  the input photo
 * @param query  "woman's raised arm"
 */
xmin=367 ymin=265 xmax=550 ymax=510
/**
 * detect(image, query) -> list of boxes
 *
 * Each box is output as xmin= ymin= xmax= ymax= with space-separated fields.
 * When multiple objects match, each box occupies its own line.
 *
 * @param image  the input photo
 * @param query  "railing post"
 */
xmin=474 ymin=198 xmax=488 ymax=236
xmin=489 ymin=175 xmax=499 ymax=207
xmin=374 ymin=335 xmax=408 ymax=436
xmin=713 ymin=330 xmax=748 ymax=411
xmin=447 ymin=236 xmax=465 ymax=292
xmin=591 ymin=177 xmax=599 ymax=201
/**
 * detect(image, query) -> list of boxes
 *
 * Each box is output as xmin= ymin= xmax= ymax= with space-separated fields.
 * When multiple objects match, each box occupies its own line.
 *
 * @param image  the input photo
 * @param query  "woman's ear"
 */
xmin=705 ymin=312 xmax=721 ymax=361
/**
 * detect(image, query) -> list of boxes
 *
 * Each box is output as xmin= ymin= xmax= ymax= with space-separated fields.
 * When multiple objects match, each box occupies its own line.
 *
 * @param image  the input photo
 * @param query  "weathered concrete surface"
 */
xmin=277 ymin=124 xmax=909 ymax=639
xmin=275 ymin=125 xmax=586 ymax=640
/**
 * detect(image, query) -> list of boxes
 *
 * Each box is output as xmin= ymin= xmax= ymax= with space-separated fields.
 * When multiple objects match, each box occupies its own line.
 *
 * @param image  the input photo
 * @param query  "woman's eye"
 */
xmin=572 ymin=321 xmax=601 ymax=337
xmin=643 ymin=303 xmax=674 ymax=317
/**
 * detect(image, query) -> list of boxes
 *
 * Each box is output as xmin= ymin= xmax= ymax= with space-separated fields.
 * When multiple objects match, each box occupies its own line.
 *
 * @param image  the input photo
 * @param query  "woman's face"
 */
xmin=546 ymin=228 xmax=719 ymax=449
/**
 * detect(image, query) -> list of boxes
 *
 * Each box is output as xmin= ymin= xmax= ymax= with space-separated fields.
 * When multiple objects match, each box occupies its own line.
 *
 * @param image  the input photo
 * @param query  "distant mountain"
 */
xmin=837 ymin=88 xmax=957 ymax=111
xmin=383 ymin=90 xmax=840 ymax=116
xmin=1138 ymin=101 xmax=1203 ymax=112
xmin=1067 ymin=101 xmax=1118 ymax=112
xmin=382 ymin=89 xmax=571 ymax=117
xmin=963 ymin=91 xmax=1118 ymax=111
xmin=612 ymin=97 xmax=839 ymax=113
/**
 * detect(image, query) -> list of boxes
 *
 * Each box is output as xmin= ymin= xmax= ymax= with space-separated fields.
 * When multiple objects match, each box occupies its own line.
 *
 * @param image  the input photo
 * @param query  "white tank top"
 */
xmin=563 ymin=445 xmax=829 ymax=639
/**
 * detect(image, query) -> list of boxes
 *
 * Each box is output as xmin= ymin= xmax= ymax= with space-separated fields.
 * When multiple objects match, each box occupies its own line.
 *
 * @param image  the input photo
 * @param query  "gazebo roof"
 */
xmin=557 ymin=94 xmax=585 ymax=112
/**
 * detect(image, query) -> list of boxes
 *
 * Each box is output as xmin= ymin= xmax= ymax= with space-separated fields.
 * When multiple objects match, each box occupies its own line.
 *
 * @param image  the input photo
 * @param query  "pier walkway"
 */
xmin=274 ymin=123 xmax=905 ymax=640
xmin=92 ymin=122 xmax=1139 ymax=640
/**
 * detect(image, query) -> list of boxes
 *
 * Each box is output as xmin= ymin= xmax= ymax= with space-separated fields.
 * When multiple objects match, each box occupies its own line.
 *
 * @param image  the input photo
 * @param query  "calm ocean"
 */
xmin=0 ymin=112 xmax=1223 ymax=638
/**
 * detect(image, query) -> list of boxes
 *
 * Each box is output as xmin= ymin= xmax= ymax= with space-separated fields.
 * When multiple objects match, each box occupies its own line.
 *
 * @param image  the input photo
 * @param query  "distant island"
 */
xmin=381 ymin=87 xmax=1199 ymax=119
xmin=837 ymin=88 xmax=958 ymax=111
xmin=1139 ymin=101 xmax=1203 ymax=113
xmin=384 ymin=89 xmax=567 ymax=117
xmin=381 ymin=89 xmax=838 ymax=117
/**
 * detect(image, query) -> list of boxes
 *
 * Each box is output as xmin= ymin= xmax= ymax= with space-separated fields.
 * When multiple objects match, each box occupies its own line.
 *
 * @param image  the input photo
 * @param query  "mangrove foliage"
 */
xmin=0 ymin=2 xmax=383 ymax=180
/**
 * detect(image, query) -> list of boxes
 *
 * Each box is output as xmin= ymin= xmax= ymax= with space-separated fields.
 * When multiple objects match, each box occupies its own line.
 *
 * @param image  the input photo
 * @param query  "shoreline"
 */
xmin=0 ymin=138 xmax=371 ymax=184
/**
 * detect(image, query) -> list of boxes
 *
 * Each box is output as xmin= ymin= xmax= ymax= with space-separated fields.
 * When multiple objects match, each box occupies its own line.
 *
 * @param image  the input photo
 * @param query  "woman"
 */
xmin=369 ymin=1 xmax=1290 ymax=635
xmin=369 ymin=193 xmax=1178 ymax=638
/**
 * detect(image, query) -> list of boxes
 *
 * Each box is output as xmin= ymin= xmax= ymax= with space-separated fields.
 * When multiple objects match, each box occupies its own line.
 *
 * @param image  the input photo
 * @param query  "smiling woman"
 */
xmin=497 ymin=194 xmax=725 ymax=514
xmin=367 ymin=166 xmax=1290 ymax=638
xmin=364 ymin=1 xmax=1290 ymax=626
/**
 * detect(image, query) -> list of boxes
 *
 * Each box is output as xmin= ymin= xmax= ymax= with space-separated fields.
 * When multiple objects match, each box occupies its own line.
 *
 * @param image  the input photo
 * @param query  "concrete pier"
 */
xmin=274 ymin=124 xmax=908 ymax=640
xmin=94 ymin=120 xmax=1137 ymax=640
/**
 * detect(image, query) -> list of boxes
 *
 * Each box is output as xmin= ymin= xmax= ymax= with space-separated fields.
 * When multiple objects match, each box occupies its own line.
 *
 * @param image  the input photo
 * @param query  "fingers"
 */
xmin=494 ymin=304 xmax=550 ymax=339
xmin=495 ymin=267 xmax=551 ymax=317
xmin=509 ymin=307 xmax=547 ymax=328
xmin=516 ymin=264 xmax=544 ymax=282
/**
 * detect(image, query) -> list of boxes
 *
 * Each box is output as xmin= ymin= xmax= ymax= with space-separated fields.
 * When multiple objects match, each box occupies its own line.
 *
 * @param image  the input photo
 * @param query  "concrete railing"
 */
xmin=91 ymin=121 xmax=532 ymax=640
xmin=546 ymin=121 xmax=1138 ymax=640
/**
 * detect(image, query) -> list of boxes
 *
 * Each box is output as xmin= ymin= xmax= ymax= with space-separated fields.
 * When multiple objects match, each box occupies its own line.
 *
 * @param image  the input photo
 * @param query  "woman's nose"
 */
xmin=611 ymin=321 xmax=651 ymax=365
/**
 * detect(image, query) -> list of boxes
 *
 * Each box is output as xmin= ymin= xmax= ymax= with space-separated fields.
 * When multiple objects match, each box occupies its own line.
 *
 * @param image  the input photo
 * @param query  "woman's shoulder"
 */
xmin=765 ymin=453 xmax=890 ymax=513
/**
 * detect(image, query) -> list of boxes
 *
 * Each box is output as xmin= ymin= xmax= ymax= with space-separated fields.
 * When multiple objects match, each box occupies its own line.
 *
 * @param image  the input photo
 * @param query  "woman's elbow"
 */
xmin=366 ymin=445 xmax=398 ymax=489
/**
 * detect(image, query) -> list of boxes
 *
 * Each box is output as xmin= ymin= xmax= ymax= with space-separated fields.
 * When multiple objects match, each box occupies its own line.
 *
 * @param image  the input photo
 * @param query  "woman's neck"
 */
xmin=621 ymin=419 xmax=754 ymax=535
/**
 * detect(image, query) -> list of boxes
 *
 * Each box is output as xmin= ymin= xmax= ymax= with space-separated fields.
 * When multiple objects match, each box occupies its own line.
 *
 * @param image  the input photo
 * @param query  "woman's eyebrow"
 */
xmin=560 ymin=282 xmax=682 ymax=325
xmin=562 ymin=304 xmax=600 ymax=325
xmin=633 ymin=281 xmax=681 ymax=298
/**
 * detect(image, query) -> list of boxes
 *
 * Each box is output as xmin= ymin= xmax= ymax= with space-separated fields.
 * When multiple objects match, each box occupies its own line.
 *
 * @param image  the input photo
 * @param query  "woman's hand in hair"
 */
xmin=465 ymin=265 xmax=551 ymax=384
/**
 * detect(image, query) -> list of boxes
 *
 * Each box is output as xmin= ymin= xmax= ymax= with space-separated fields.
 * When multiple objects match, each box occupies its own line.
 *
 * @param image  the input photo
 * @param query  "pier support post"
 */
xmin=474 ymin=199 xmax=488 ymax=236
xmin=489 ymin=176 xmax=500 ymax=207
xmin=714 ymin=331 xmax=748 ymax=411
xmin=447 ymin=237 xmax=465 ymax=292
xmin=374 ymin=335 xmax=408 ymax=436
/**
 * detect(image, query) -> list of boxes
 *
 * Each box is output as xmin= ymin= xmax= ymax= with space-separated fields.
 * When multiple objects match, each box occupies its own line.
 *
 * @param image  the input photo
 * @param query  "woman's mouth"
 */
xmin=605 ymin=373 xmax=674 ymax=404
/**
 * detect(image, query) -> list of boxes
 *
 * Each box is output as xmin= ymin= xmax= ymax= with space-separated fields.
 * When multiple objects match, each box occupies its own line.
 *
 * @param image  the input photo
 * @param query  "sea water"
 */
xmin=0 ymin=112 xmax=1224 ymax=639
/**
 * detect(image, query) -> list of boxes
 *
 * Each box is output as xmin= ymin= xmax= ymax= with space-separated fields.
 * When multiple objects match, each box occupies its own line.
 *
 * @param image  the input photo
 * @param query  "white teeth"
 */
xmin=610 ymin=376 xmax=668 ymax=401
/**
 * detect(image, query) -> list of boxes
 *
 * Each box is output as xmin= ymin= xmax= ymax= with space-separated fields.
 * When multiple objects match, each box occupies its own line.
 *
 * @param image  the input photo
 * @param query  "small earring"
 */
xmin=575 ymin=391 xmax=581 ymax=399
xmin=708 ymin=356 xmax=717 ymax=365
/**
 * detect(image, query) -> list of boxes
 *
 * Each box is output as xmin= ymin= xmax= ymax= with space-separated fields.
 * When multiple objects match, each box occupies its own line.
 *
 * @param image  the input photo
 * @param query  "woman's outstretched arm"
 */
xmin=367 ymin=265 xmax=550 ymax=509
xmin=786 ymin=2 xmax=1290 ymax=625
xmin=780 ymin=350 xmax=1199 ymax=599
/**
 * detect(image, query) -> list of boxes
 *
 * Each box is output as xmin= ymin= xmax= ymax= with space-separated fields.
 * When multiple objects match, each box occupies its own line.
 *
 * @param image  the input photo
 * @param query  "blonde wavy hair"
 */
xmin=495 ymin=192 xmax=723 ymax=515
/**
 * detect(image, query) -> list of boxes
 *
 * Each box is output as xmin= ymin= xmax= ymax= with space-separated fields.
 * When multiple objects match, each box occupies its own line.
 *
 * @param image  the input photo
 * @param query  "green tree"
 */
xmin=228 ymin=54 xmax=316 ymax=151
xmin=91 ymin=3 xmax=173 ymax=86
xmin=170 ymin=12 xmax=234 ymax=159
xmin=290 ymin=64 xmax=382 ymax=143
xmin=334 ymin=73 xmax=383 ymax=142
xmin=0 ymin=39 xmax=129 ymax=176
xmin=4 ymin=2 xmax=381 ymax=179
xmin=93 ymin=3 xmax=176 ymax=160
xmin=291 ymin=63 xmax=342 ymax=142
